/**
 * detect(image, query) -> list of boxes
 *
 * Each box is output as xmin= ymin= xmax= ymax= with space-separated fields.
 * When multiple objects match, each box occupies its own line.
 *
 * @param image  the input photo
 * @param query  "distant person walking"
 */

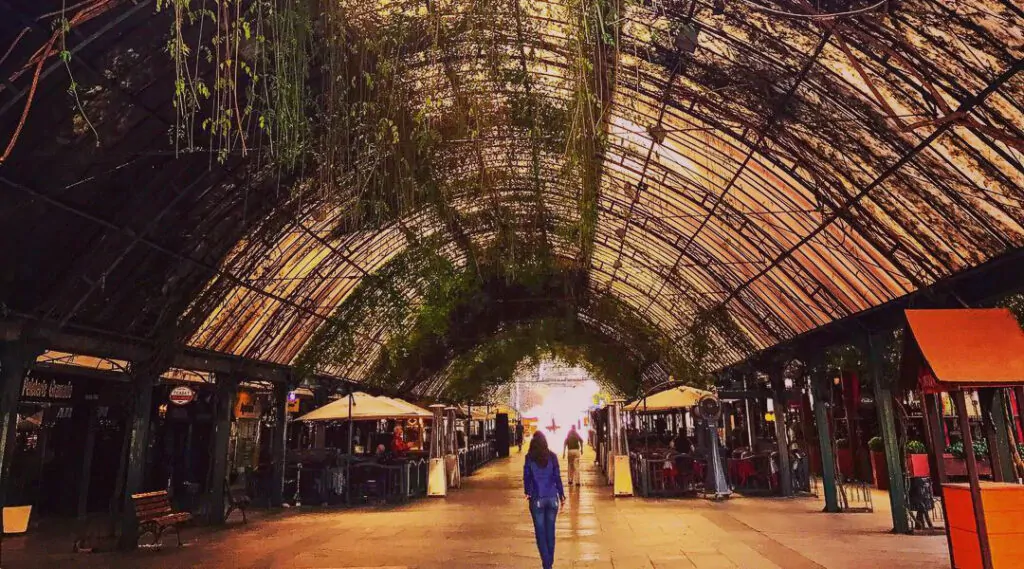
xmin=516 ymin=421 xmax=525 ymax=452
xmin=563 ymin=425 xmax=584 ymax=486
xmin=523 ymin=432 xmax=565 ymax=569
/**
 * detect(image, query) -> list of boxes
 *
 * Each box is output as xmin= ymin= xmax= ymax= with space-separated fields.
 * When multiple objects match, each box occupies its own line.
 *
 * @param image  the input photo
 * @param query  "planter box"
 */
xmin=943 ymin=454 xmax=992 ymax=478
xmin=870 ymin=450 xmax=889 ymax=490
xmin=906 ymin=454 xmax=930 ymax=478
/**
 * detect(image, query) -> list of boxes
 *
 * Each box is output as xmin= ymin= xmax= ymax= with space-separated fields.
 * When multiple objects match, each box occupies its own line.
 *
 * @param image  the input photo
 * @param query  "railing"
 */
xmin=809 ymin=476 xmax=874 ymax=512
xmin=283 ymin=455 xmax=431 ymax=506
xmin=630 ymin=453 xmax=701 ymax=497
xmin=405 ymin=458 xmax=429 ymax=498
xmin=459 ymin=441 xmax=495 ymax=476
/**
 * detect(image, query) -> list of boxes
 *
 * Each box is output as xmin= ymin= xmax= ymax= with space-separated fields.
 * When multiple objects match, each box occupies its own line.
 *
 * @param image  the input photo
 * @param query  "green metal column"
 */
xmin=866 ymin=332 xmax=910 ymax=534
xmin=270 ymin=380 xmax=289 ymax=507
xmin=979 ymin=388 xmax=1015 ymax=483
xmin=770 ymin=366 xmax=793 ymax=496
xmin=208 ymin=373 xmax=238 ymax=524
xmin=811 ymin=364 xmax=839 ymax=512
xmin=118 ymin=364 xmax=159 ymax=550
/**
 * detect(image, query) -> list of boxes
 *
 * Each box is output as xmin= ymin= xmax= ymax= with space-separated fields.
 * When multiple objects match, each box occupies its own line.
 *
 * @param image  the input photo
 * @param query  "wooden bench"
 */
xmin=131 ymin=490 xmax=191 ymax=547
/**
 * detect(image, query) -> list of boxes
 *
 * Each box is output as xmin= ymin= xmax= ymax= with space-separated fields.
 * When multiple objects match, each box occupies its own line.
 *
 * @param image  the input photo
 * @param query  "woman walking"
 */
xmin=523 ymin=432 xmax=565 ymax=569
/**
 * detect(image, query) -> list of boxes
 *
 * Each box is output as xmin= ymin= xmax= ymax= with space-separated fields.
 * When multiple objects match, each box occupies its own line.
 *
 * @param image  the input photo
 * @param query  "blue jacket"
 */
xmin=524 ymin=452 xmax=565 ymax=500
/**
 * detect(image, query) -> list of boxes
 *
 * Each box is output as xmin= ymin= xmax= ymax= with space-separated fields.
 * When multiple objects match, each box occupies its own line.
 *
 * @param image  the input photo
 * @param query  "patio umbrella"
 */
xmin=297 ymin=392 xmax=427 ymax=421
xmin=626 ymin=385 xmax=711 ymax=412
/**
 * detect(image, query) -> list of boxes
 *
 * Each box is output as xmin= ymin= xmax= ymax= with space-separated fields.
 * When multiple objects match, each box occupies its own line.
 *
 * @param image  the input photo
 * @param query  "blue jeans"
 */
xmin=529 ymin=497 xmax=559 ymax=569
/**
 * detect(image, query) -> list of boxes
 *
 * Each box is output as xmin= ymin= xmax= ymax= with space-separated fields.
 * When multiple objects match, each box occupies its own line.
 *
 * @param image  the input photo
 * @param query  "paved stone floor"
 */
xmin=5 ymin=454 xmax=949 ymax=568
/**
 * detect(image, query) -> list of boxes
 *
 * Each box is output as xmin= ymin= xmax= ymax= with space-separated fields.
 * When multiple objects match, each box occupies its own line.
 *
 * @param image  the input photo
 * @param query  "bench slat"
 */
xmin=132 ymin=490 xmax=187 ymax=525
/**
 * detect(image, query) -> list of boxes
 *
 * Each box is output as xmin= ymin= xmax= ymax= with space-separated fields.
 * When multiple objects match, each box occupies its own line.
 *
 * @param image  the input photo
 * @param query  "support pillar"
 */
xmin=810 ymin=364 xmax=839 ymax=512
xmin=722 ymin=403 xmax=734 ymax=449
xmin=269 ymin=381 xmax=289 ymax=507
xmin=208 ymin=373 xmax=238 ymax=524
xmin=0 ymin=341 xmax=41 ymax=536
xmin=1014 ymin=387 xmax=1024 ymax=444
xmin=743 ymin=376 xmax=756 ymax=447
xmin=979 ymin=388 xmax=1014 ymax=483
xmin=953 ymin=390 xmax=993 ymax=569
xmin=77 ymin=405 xmax=99 ymax=519
xmin=118 ymin=364 xmax=160 ymax=550
xmin=923 ymin=393 xmax=948 ymax=485
xmin=866 ymin=332 xmax=910 ymax=534
xmin=770 ymin=367 xmax=793 ymax=496
xmin=924 ymin=392 xmax=956 ymax=568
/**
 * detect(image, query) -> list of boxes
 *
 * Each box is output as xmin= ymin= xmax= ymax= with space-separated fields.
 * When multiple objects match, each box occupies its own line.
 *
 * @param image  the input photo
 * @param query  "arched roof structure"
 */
xmin=1 ymin=0 xmax=1021 ymax=396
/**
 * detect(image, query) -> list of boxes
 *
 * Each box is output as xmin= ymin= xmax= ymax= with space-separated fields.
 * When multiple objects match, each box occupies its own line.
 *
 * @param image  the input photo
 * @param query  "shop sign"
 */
xmin=287 ymin=391 xmax=301 ymax=413
xmin=169 ymin=386 xmax=196 ymax=406
xmin=21 ymin=377 xmax=74 ymax=401
xmin=234 ymin=391 xmax=262 ymax=420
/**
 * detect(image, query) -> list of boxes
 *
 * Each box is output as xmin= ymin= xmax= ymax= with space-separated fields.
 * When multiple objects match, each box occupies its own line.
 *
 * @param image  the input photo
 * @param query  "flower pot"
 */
xmin=906 ymin=454 xmax=930 ymax=477
xmin=3 ymin=505 xmax=32 ymax=534
xmin=869 ymin=450 xmax=889 ymax=490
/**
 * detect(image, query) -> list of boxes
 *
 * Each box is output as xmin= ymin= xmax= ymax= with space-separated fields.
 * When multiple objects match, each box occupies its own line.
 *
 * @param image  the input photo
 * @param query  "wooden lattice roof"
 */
xmin=1 ymin=0 xmax=1021 ymax=390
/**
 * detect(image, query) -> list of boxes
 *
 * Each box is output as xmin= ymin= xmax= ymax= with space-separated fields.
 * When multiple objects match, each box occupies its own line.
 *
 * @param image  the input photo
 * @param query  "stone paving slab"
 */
xmin=4 ymin=453 xmax=949 ymax=569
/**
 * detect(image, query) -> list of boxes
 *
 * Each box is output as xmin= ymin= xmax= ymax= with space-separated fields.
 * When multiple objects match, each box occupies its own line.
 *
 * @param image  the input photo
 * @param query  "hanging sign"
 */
xmin=169 ymin=386 xmax=196 ymax=406
xmin=234 ymin=390 xmax=262 ymax=419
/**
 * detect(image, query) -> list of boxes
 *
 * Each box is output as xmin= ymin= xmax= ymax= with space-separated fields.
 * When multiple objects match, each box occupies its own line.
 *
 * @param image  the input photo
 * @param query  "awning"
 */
xmin=906 ymin=308 xmax=1024 ymax=389
xmin=297 ymin=392 xmax=430 ymax=421
xmin=626 ymin=385 xmax=711 ymax=412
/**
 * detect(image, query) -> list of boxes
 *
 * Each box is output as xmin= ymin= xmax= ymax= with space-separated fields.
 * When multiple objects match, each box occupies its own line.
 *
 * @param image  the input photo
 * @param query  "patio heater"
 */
xmin=697 ymin=395 xmax=731 ymax=499
xmin=609 ymin=398 xmax=634 ymax=496
xmin=445 ymin=406 xmax=461 ymax=489
xmin=427 ymin=404 xmax=447 ymax=496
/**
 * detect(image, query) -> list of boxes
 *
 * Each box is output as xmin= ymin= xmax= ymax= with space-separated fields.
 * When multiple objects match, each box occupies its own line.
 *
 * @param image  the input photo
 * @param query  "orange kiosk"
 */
xmin=903 ymin=309 xmax=1024 ymax=569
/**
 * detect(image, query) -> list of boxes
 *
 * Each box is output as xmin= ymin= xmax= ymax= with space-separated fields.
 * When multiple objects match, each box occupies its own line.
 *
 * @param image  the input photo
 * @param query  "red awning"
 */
xmin=906 ymin=308 xmax=1024 ymax=389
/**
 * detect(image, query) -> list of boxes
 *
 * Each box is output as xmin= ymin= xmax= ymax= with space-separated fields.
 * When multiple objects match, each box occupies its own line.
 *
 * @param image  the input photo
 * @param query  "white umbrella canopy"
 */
xmin=297 ymin=392 xmax=428 ymax=421
xmin=626 ymin=385 xmax=712 ymax=412
xmin=373 ymin=395 xmax=433 ymax=418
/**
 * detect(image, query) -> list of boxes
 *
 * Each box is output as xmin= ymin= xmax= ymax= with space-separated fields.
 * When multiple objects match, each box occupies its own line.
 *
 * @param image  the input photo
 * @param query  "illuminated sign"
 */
xmin=169 ymin=386 xmax=196 ymax=406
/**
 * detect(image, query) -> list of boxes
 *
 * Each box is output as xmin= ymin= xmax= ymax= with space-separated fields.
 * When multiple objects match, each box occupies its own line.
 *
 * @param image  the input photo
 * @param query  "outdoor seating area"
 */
xmin=279 ymin=394 xmax=496 ymax=508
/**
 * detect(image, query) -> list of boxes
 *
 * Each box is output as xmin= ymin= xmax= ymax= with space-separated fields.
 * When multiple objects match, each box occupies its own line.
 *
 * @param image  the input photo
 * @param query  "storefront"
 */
xmin=8 ymin=367 xmax=129 ymax=519
xmin=146 ymin=381 xmax=216 ymax=512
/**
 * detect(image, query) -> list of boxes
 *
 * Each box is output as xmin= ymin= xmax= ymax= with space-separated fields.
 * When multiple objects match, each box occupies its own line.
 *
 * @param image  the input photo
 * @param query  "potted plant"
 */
xmin=905 ymin=440 xmax=930 ymax=477
xmin=868 ymin=436 xmax=888 ymax=489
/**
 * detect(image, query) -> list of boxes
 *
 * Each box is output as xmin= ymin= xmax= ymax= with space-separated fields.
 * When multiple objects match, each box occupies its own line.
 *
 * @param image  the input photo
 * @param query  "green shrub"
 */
xmin=945 ymin=440 xmax=988 ymax=459
xmin=905 ymin=440 xmax=926 ymax=454
xmin=946 ymin=441 xmax=964 ymax=459
xmin=867 ymin=436 xmax=885 ymax=452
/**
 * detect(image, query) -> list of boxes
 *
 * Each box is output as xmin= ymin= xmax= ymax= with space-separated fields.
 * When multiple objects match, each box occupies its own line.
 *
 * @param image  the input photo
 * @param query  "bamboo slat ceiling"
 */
xmin=0 ymin=0 xmax=1021 ymax=382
